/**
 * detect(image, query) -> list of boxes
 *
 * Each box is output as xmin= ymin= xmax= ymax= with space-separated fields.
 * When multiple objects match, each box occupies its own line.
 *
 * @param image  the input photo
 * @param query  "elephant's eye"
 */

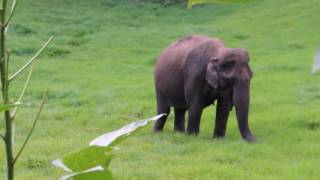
xmin=220 ymin=60 xmax=236 ymax=72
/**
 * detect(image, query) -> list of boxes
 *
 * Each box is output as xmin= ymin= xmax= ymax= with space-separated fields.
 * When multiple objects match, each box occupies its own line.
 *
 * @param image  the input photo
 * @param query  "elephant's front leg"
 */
xmin=213 ymin=97 xmax=230 ymax=138
xmin=186 ymin=101 xmax=203 ymax=135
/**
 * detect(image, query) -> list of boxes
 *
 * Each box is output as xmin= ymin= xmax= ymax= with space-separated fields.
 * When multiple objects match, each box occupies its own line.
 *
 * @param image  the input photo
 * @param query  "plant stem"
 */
xmin=13 ymin=92 xmax=47 ymax=164
xmin=9 ymin=35 xmax=53 ymax=82
xmin=11 ymin=61 xmax=35 ymax=120
xmin=4 ymin=0 xmax=19 ymax=27
xmin=0 ymin=0 xmax=14 ymax=179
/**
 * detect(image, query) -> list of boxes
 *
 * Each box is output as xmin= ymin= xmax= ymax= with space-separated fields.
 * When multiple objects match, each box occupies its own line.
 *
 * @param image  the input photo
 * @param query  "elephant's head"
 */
xmin=206 ymin=48 xmax=255 ymax=142
xmin=205 ymin=48 xmax=252 ymax=90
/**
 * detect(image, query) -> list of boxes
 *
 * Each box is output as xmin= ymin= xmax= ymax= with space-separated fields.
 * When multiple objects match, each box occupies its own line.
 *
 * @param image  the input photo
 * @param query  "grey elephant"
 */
xmin=153 ymin=35 xmax=255 ymax=142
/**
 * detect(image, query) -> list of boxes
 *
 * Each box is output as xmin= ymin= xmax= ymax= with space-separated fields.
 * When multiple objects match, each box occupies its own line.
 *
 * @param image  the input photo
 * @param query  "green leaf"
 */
xmin=73 ymin=168 xmax=113 ymax=180
xmin=188 ymin=0 xmax=254 ymax=8
xmin=62 ymin=146 xmax=113 ymax=172
xmin=53 ymin=114 xmax=165 ymax=179
xmin=57 ymin=165 xmax=113 ymax=180
xmin=53 ymin=146 xmax=114 ymax=179
xmin=89 ymin=114 xmax=166 ymax=147
xmin=0 ymin=102 xmax=23 ymax=112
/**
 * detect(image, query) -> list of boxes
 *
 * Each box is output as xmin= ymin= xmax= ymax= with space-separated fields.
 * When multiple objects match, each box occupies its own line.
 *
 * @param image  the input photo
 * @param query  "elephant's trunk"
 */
xmin=233 ymin=78 xmax=255 ymax=142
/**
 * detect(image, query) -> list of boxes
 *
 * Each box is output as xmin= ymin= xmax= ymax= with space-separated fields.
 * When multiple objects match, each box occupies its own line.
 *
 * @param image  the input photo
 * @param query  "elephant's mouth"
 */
xmin=218 ymin=77 xmax=235 ymax=90
xmin=208 ymin=82 xmax=233 ymax=97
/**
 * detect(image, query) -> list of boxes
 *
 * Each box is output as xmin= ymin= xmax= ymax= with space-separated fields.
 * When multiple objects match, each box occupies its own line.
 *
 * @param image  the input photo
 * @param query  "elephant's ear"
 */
xmin=219 ymin=60 xmax=236 ymax=76
xmin=206 ymin=56 xmax=220 ymax=89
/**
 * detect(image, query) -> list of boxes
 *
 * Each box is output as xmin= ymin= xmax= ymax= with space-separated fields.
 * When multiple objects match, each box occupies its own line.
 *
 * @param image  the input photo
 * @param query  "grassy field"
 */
xmin=1 ymin=0 xmax=320 ymax=179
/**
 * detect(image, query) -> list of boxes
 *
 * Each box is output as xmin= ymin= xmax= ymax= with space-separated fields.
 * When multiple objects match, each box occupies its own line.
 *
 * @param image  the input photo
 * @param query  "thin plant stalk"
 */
xmin=9 ymin=35 xmax=53 ymax=82
xmin=4 ymin=0 xmax=19 ymax=33
xmin=13 ymin=92 xmax=48 ymax=164
xmin=11 ymin=61 xmax=35 ymax=120
xmin=0 ymin=0 xmax=15 ymax=179
xmin=0 ymin=0 xmax=53 ymax=179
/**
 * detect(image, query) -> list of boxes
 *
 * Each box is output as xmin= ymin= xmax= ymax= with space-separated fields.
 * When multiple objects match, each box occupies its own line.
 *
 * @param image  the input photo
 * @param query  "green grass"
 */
xmin=1 ymin=0 xmax=320 ymax=179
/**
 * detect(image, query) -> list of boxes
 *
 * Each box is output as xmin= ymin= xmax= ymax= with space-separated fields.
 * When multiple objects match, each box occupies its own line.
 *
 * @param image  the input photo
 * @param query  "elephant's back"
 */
xmin=155 ymin=35 xmax=223 ymax=71
xmin=155 ymin=35 xmax=223 ymax=81
xmin=154 ymin=35 xmax=223 ymax=107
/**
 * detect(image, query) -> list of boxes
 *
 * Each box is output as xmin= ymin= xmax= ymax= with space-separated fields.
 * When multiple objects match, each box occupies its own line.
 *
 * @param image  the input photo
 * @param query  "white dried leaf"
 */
xmin=89 ymin=114 xmax=166 ymax=147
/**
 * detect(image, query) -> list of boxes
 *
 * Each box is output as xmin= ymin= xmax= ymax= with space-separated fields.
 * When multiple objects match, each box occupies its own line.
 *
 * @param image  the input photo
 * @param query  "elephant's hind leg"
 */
xmin=154 ymin=91 xmax=170 ymax=131
xmin=174 ymin=108 xmax=186 ymax=132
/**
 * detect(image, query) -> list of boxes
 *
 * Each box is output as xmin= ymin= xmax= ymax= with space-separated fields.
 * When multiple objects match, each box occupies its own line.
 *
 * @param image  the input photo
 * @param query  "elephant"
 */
xmin=153 ymin=35 xmax=255 ymax=142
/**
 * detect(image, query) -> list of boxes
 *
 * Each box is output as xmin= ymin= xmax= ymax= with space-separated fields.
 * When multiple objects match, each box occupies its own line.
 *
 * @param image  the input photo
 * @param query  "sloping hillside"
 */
xmin=0 ymin=0 xmax=320 ymax=179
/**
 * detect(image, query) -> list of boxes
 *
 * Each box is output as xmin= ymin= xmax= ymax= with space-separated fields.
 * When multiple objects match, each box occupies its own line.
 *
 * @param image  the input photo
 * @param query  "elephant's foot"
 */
xmin=242 ymin=133 xmax=256 ymax=143
xmin=174 ymin=128 xmax=185 ymax=133
xmin=153 ymin=128 xmax=163 ymax=132
xmin=186 ymin=128 xmax=199 ymax=135
xmin=153 ymin=123 xmax=164 ymax=132
xmin=174 ymin=125 xmax=185 ymax=133
xmin=213 ymin=133 xmax=225 ymax=139
xmin=153 ymin=115 xmax=168 ymax=132
xmin=213 ymin=128 xmax=226 ymax=139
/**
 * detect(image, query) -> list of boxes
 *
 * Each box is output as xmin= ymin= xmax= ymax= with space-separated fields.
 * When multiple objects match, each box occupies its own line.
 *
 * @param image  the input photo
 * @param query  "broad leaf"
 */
xmin=58 ymin=165 xmax=112 ymax=180
xmin=73 ymin=168 xmax=113 ymax=180
xmin=52 ymin=146 xmax=113 ymax=180
xmin=52 ymin=159 xmax=73 ymax=172
xmin=89 ymin=114 xmax=166 ymax=147
xmin=0 ymin=102 xmax=23 ymax=112
xmin=53 ymin=114 xmax=165 ymax=179
xmin=188 ymin=0 xmax=254 ymax=8
xmin=59 ymin=146 xmax=113 ymax=172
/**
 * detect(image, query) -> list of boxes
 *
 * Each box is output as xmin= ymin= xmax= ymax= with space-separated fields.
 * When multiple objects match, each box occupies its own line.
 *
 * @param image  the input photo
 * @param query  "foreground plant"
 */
xmin=53 ymin=114 xmax=165 ymax=180
xmin=0 ymin=0 xmax=53 ymax=179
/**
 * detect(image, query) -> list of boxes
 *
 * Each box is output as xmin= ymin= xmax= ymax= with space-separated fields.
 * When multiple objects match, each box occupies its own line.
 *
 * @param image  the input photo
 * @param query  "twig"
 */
xmin=13 ymin=92 xmax=48 ymax=164
xmin=11 ymin=62 xmax=35 ymax=120
xmin=9 ymin=36 xmax=53 ymax=82
xmin=4 ymin=0 xmax=19 ymax=33
xmin=0 ymin=133 xmax=4 ymax=140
